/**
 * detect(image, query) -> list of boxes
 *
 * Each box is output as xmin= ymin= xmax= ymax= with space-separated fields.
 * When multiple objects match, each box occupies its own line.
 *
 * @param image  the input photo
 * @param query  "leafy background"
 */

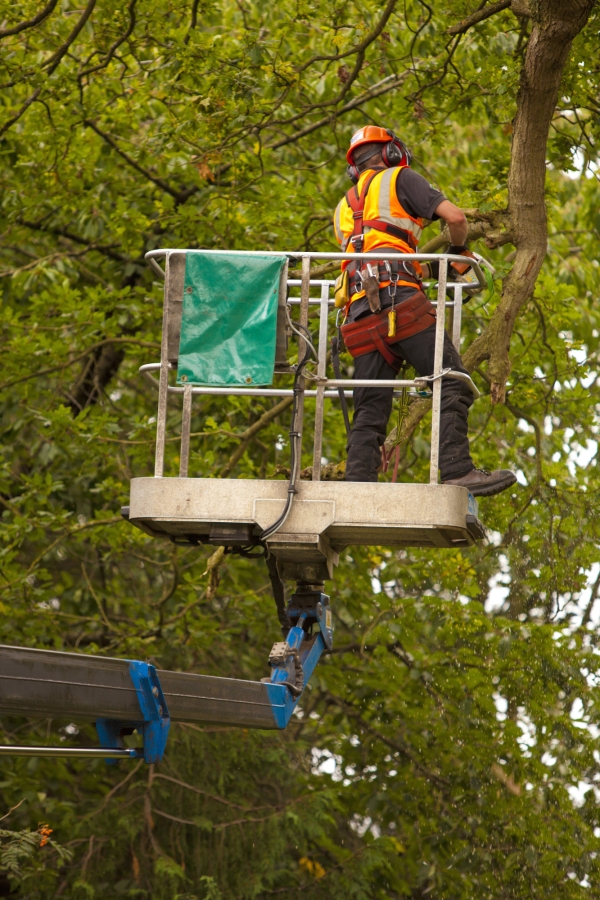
xmin=1 ymin=0 xmax=600 ymax=896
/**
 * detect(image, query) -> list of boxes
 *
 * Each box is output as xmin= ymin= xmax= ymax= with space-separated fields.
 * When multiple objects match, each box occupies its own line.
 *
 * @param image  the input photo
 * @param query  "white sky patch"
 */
xmin=567 ymin=439 xmax=597 ymax=475
xmin=541 ymin=751 xmax=557 ymax=767
xmin=580 ymin=369 xmax=597 ymax=389
xmin=559 ymin=563 xmax=600 ymax=630
xmin=349 ymin=814 xmax=381 ymax=839
xmin=487 ymin=529 xmax=502 ymax=547
xmin=564 ymin=148 xmax=598 ymax=180
xmin=311 ymin=748 xmax=343 ymax=781
xmin=570 ymin=697 xmax=590 ymax=730
xmin=486 ymin=553 xmax=511 ymax=612
xmin=569 ymin=347 xmax=587 ymax=364
xmin=567 ymin=781 xmax=594 ymax=807
xmin=494 ymin=692 xmax=508 ymax=722
xmin=516 ymin=707 xmax=536 ymax=757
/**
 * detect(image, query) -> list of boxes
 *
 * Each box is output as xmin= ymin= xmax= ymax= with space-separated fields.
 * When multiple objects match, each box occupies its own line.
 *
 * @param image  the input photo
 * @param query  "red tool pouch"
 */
xmin=340 ymin=291 xmax=436 ymax=371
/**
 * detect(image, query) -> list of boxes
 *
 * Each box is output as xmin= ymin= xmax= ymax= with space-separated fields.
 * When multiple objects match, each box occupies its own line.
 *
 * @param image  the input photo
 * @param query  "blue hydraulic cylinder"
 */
xmin=265 ymin=591 xmax=332 ymax=729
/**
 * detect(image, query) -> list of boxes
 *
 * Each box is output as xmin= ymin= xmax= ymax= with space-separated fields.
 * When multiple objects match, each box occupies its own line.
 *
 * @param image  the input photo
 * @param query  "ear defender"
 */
xmin=381 ymin=141 xmax=403 ymax=167
xmin=382 ymin=131 xmax=412 ymax=168
xmin=346 ymin=163 xmax=360 ymax=184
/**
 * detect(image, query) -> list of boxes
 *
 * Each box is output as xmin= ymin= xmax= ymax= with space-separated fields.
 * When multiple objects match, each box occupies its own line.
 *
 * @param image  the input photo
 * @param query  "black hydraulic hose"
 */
xmin=260 ymin=345 xmax=312 ymax=542
xmin=331 ymin=333 xmax=351 ymax=439
xmin=283 ymin=648 xmax=304 ymax=699
xmin=265 ymin=551 xmax=289 ymax=634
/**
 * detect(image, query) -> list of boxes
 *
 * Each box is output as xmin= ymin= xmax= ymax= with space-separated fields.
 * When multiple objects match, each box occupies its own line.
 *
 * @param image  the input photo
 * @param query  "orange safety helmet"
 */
xmin=346 ymin=126 xmax=411 ymax=183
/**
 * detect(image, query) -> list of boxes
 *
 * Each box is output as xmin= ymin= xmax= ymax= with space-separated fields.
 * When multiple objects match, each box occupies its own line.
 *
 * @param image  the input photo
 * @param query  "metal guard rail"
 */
xmin=142 ymin=250 xmax=484 ymax=484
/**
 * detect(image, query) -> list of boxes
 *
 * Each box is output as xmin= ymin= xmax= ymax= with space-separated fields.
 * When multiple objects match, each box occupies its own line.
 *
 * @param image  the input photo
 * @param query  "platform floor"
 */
xmin=129 ymin=478 xmax=483 ymax=549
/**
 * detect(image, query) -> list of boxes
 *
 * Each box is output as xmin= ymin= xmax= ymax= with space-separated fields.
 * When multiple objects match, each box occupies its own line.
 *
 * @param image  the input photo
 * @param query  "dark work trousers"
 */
xmin=345 ymin=323 xmax=475 ymax=482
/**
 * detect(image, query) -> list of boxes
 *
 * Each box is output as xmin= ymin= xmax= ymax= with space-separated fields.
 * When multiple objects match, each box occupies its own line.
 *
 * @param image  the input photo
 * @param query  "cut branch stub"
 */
xmin=420 ymin=208 xmax=513 ymax=254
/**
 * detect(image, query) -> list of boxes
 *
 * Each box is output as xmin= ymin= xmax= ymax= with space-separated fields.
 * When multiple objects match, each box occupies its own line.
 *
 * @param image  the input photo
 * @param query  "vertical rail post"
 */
xmin=312 ymin=283 xmax=330 ymax=480
xmin=179 ymin=383 xmax=193 ymax=478
xmin=275 ymin=260 xmax=290 ymax=368
xmin=294 ymin=255 xmax=311 ymax=487
xmin=451 ymin=284 xmax=463 ymax=351
xmin=429 ymin=257 xmax=447 ymax=484
xmin=155 ymin=255 xmax=171 ymax=478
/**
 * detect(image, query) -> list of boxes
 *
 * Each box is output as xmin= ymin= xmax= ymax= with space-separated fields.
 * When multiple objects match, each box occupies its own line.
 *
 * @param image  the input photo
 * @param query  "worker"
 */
xmin=333 ymin=126 xmax=516 ymax=497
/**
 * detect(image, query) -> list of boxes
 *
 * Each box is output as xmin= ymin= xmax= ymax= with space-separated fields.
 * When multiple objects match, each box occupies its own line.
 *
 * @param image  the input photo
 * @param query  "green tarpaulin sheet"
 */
xmin=177 ymin=252 xmax=286 ymax=386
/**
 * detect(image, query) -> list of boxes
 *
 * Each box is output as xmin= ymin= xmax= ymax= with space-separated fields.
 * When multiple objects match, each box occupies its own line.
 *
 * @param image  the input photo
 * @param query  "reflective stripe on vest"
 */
xmin=333 ymin=199 xmax=349 ymax=251
xmin=367 ymin=167 xmax=423 ymax=243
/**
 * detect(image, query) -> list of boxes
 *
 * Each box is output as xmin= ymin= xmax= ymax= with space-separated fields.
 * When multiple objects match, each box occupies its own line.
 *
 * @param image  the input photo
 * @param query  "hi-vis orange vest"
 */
xmin=333 ymin=166 xmax=424 ymax=303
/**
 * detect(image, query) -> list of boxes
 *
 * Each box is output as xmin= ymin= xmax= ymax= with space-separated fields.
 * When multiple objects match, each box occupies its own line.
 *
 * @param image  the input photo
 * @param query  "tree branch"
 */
xmin=43 ymin=0 xmax=97 ymax=75
xmin=447 ymin=0 xmax=512 ymax=36
xmin=0 ymin=338 xmax=160 ymax=392
xmin=0 ymin=0 xmax=58 ymax=39
xmin=78 ymin=0 xmax=137 ymax=78
xmin=218 ymin=397 xmax=293 ymax=478
xmin=323 ymin=691 xmax=450 ymax=786
xmin=0 ymin=87 xmax=41 ymax=139
xmin=266 ymin=71 xmax=411 ymax=153
xmin=297 ymin=0 xmax=398 ymax=73
xmin=18 ymin=218 xmax=131 ymax=263
xmin=208 ymin=71 xmax=412 ymax=185
xmin=183 ymin=0 xmax=201 ymax=45
xmin=84 ymin=119 xmax=195 ymax=204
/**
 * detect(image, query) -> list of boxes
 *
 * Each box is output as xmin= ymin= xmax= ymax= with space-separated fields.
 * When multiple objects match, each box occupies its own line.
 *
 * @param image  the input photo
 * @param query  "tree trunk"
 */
xmin=463 ymin=0 xmax=596 ymax=403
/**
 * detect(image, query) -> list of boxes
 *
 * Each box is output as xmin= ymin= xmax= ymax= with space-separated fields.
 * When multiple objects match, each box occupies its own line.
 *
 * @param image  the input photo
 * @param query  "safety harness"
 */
xmin=345 ymin=171 xmax=418 ymax=255
xmin=343 ymin=169 xmax=423 ymax=305
xmin=337 ymin=170 xmax=436 ymax=364
xmin=340 ymin=290 xmax=436 ymax=371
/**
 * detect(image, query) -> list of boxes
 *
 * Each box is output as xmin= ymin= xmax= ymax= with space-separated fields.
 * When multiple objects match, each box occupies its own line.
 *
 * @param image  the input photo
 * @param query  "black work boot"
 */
xmin=443 ymin=467 xmax=517 ymax=497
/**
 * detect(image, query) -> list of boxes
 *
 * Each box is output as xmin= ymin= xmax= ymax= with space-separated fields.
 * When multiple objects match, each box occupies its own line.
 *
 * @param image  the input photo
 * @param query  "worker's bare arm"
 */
xmin=434 ymin=199 xmax=468 ymax=248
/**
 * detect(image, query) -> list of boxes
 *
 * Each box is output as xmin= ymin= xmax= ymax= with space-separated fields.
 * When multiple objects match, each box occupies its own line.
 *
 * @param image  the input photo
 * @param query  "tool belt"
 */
xmin=340 ymin=291 xmax=435 ymax=372
xmin=347 ymin=259 xmax=420 ymax=298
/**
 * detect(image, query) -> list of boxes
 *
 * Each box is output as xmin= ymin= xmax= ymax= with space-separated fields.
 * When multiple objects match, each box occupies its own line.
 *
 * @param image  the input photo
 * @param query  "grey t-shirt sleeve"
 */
xmin=396 ymin=168 xmax=446 ymax=220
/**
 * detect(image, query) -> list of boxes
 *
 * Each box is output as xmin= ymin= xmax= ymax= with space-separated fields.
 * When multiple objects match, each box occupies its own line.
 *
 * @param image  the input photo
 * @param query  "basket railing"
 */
xmin=143 ymin=250 xmax=483 ymax=485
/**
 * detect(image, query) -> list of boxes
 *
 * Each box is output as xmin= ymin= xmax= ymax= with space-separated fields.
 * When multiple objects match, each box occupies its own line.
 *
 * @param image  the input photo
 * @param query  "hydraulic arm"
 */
xmin=0 ymin=582 xmax=333 ymax=763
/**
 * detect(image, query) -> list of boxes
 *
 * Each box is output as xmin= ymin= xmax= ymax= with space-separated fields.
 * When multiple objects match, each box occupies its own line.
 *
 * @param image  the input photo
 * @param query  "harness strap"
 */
xmin=367 ymin=326 xmax=403 ymax=371
xmin=345 ymin=172 xmax=379 ymax=244
xmin=362 ymin=219 xmax=418 ymax=248
xmin=349 ymin=278 xmax=419 ymax=296
xmin=381 ymin=443 xmax=401 ymax=482
xmin=340 ymin=291 xmax=436 ymax=364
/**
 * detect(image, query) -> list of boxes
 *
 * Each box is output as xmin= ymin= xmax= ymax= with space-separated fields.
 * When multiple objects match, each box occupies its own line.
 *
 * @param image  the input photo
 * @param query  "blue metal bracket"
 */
xmin=95 ymin=660 xmax=170 ymax=765
xmin=266 ymin=590 xmax=332 ymax=729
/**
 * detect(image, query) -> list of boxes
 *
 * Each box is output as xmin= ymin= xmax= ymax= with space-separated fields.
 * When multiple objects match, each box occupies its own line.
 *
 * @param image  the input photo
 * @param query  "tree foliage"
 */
xmin=1 ymin=0 xmax=600 ymax=897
